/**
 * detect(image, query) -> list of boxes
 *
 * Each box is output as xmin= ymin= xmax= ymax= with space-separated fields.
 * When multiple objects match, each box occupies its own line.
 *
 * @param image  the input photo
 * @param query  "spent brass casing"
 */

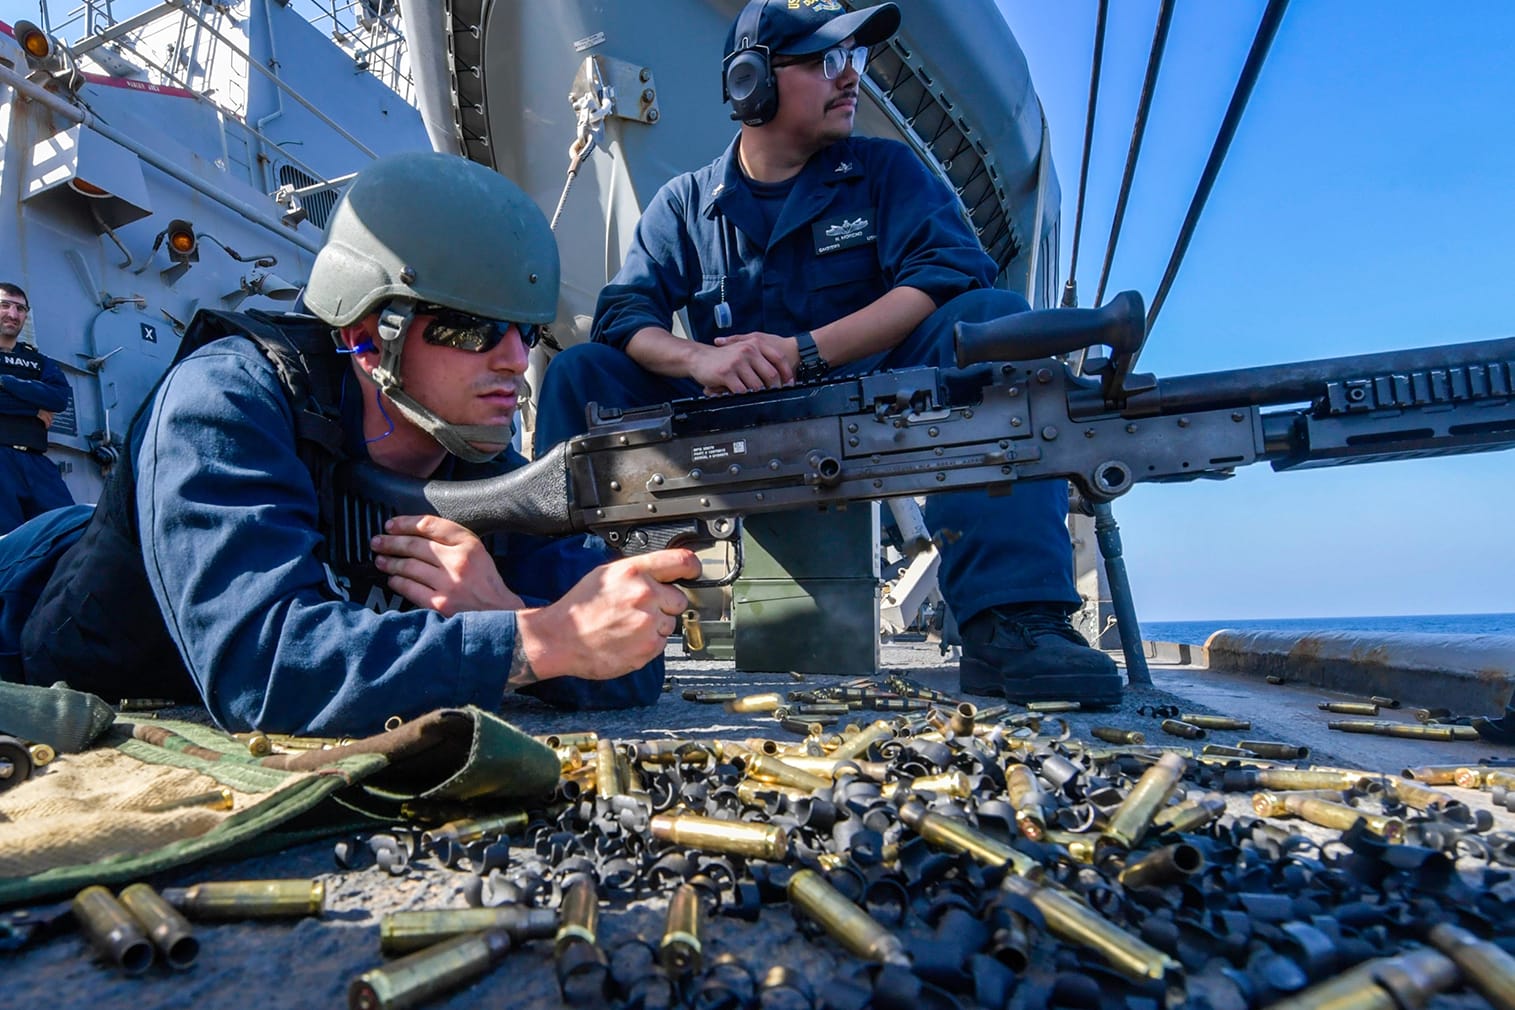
xmin=1251 ymin=789 xmax=1347 ymax=817
xmin=595 ymin=739 xmax=625 ymax=799
xmin=1426 ymin=922 xmax=1515 ymax=1010
xmin=117 ymin=698 xmax=178 ymax=711
xmin=1159 ymin=719 xmax=1206 ymax=740
xmin=1329 ymin=720 xmax=1480 ymax=742
xmin=740 ymin=753 xmax=830 ymax=793
xmin=1237 ymin=740 xmax=1311 ymax=760
xmin=73 ymin=885 xmax=154 ymax=976
xmin=555 ymin=877 xmax=600 ymax=955
xmin=1000 ymin=875 xmax=1181 ymax=988
xmin=788 ymin=869 xmax=909 ymax=967
xmin=1091 ymin=727 xmax=1146 ymax=745
xmin=649 ymin=813 xmax=788 ymax=861
xmin=118 ymin=883 xmax=198 ymax=970
xmin=236 ymin=732 xmax=272 ymax=757
xmin=1319 ymin=701 xmax=1381 ymax=716
xmin=828 ymin=720 xmax=894 ymax=762
xmin=540 ymin=731 xmax=598 ymax=751
xmin=724 ymin=692 xmax=784 ymax=714
xmin=1403 ymin=764 xmax=1468 ymax=785
xmin=947 ymin=703 xmax=977 ymax=738
xmin=350 ymin=929 xmax=513 ymax=1010
xmin=736 ymin=779 xmax=809 ymax=808
xmin=1040 ymin=829 xmax=1097 ymax=864
xmin=1369 ymin=695 xmax=1400 ymax=708
xmin=682 ymin=690 xmax=737 ymax=704
xmin=1103 ymin=752 xmax=1187 ymax=850
xmin=680 ymin=610 xmax=705 ymax=652
xmin=881 ymin=770 xmax=972 ymax=802
xmin=1005 ymin=764 xmax=1049 ymax=841
xmin=1117 ymin=843 xmax=1205 ymax=890
xmin=144 ymin=787 xmax=235 ymax=813
xmin=555 ymin=746 xmax=584 ymax=772
xmin=1026 ymin=701 xmax=1081 ymax=713
xmin=660 ymin=884 xmax=704 ymax=976
xmin=794 ymin=703 xmax=853 ymax=716
xmin=1151 ymin=795 xmax=1226 ymax=833
xmin=1223 ymin=767 xmax=1370 ymax=792
xmin=1262 ymin=947 xmax=1457 ymax=1010
xmin=162 ymin=878 xmax=325 ymax=920
xmin=1285 ymin=795 xmax=1403 ymax=841
xmin=1178 ymin=714 xmax=1252 ymax=731
xmin=1201 ymin=744 xmax=1256 ymax=758
xmin=380 ymin=907 xmax=558 ymax=955
xmin=897 ymin=799 xmax=1039 ymax=877
xmin=421 ymin=811 xmax=529 ymax=848
xmin=26 ymin=742 xmax=56 ymax=766
xmin=1388 ymin=778 xmax=1458 ymax=812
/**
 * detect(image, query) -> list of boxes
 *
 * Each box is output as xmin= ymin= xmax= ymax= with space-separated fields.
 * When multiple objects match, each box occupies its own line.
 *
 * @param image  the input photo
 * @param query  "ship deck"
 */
xmin=7 ymin=640 xmax=1515 ymax=1009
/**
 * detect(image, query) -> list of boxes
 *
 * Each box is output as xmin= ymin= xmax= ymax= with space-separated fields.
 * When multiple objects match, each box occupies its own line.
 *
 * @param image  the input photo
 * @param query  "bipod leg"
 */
xmin=1091 ymin=501 xmax=1151 ymax=686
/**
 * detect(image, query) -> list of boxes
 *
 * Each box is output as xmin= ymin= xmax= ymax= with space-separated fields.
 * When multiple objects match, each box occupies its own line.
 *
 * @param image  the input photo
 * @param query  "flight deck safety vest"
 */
xmin=18 ymin=309 xmax=349 ymax=701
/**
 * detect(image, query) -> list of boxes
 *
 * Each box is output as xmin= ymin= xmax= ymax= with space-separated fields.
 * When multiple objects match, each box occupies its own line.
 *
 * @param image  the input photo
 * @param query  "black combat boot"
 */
xmin=959 ymin=603 xmax=1123 ymax=707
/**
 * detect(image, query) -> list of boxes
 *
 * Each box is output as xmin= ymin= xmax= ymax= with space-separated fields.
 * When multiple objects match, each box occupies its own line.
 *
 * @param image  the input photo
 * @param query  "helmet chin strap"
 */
xmin=370 ymin=302 xmax=514 ymax=464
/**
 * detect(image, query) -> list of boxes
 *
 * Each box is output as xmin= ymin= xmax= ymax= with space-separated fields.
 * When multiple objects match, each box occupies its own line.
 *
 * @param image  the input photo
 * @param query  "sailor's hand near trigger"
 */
xmin=372 ymin=515 xmax=525 ymax=615
xmin=513 ymin=549 xmax=701 ymax=682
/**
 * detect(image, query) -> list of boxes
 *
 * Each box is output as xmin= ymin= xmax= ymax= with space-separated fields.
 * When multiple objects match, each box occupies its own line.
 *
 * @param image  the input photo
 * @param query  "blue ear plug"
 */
xmin=337 ymin=341 xmax=376 ymax=355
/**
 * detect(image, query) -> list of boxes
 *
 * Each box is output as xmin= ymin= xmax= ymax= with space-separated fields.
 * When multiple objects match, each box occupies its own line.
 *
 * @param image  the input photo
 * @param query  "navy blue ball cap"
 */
xmin=725 ymin=0 xmax=901 ymax=59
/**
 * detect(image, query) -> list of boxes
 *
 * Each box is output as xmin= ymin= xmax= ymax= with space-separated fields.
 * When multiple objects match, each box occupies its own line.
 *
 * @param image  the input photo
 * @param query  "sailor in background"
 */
xmin=534 ymin=0 xmax=1122 ymax=705
xmin=0 ymin=283 xmax=75 ymax=536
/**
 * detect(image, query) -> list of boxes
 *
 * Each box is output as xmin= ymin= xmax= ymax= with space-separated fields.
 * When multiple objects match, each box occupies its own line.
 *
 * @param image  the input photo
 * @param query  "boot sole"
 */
xmin=960 ymin=659 xmax=1124 ymax=709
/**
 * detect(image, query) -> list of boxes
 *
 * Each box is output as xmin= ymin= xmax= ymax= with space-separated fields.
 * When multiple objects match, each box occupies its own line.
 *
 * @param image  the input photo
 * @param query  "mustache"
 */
xmin=826 ymin=90 xmax=859 ymax=110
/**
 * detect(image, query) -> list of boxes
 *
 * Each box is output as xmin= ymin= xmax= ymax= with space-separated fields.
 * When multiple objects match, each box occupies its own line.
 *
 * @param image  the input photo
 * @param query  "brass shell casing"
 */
xmin=659 ymin=884 xmax=705 ymax=976
xmin=420 ymin=811 xmax=528 ymax=848
xmin=350 ymin=930 xmax=512 ymax=1010
xmin=897 ymin=799 xmax=1039 ymax=876
xmin=119 ymin=882 xmax=198 ymax=970
xmin=380 ymin=907 xmax=558 ymax=955
xmin=788 ymin=869 xmax=908 ymax=966
xmin=724 ymin=692 xmax=784 ymax=714
xmin=1318 ymin=701 xmax=1381 ymax=716
xmin=1261 ymin=947 xmax=1457 ymax=1010
xmin=649 ymin=813 xmax=789 ymax=861
xmin=740 ymin=752 xmax=830 ymax=793
xmin=1091 ymin=727 xmax=1146 ymax=745
xmin=540 ymin=731 xmax=599 ymax=751
xmin=1426 ymin=922 xmax=1515 ymax=1010
xmin=1159 ymin=719 xmax=1206 ymax=740
xmin=1238 ymin=740 xmax=1311 ymax=760
xmin=1104 ymin=753 xmax=1187 ymax=850
xmin=1151 ymin=795 xmax=1226 ymax=834
xmin=1001 ymin=875 xmax=1181 ymax=988
xmin=162 ymin=878 xmax=325 ymax=920
xmin=1178 ymin=714 xmax=1252 ymax=731
xmin=555 ymin=877 xmax=600 ymax=955
xmin=595 ymin=739 xmax=626 ymax=799
xmin=1117 ymin=843 xmax=1206 ymax=890
xmin=72 ymin=885 xmax=154 ymax=976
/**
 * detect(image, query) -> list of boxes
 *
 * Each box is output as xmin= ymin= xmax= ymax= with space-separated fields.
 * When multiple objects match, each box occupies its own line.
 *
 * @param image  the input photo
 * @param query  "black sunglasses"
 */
xmin=417 ymin=303 xmax=541 ymax=353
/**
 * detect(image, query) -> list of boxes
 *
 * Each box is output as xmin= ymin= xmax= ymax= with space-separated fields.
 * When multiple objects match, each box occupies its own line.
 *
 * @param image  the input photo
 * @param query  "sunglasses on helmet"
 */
xmin=416 ymin=304 xmax=541 ymax=353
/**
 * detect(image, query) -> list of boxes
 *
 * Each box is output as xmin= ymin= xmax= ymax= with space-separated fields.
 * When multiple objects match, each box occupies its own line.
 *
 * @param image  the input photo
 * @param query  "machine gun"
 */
xmin=335 ymin=291 xmax=1515 ymax=586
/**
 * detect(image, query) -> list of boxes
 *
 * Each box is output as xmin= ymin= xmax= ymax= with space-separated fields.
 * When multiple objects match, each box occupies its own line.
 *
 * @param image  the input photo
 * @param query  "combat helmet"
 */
xmin=304 ymin=150 xmax=559 ymax=460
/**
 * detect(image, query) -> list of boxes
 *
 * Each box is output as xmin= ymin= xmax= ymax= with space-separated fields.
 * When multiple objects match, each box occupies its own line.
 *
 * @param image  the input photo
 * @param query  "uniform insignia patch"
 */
xmin=812 ymin=213 xmax=877 ymax=255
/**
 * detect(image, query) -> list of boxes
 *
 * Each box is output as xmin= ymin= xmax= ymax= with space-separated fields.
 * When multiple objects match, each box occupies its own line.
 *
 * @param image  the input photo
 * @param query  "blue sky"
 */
xmin=998 ymin=1 xmax=1515 ymax=620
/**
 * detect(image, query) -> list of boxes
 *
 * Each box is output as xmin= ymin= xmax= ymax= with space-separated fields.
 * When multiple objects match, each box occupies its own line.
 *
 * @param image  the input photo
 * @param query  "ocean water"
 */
xmin=1141 ymin=612 xmax=1515 ymax=646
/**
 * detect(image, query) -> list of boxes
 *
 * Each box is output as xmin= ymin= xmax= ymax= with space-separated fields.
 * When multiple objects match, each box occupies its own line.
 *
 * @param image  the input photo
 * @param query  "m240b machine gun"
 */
xmin=336 ymin=291 xmax=1515 ymax=582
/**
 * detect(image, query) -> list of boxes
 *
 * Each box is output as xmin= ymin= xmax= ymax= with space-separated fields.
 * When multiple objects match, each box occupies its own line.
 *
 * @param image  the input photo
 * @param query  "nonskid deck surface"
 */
xmin=6 ymin=641 xmax=1515 ymax=1009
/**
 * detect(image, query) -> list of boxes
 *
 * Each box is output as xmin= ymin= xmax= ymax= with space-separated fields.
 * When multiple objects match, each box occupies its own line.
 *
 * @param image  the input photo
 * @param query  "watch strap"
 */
xmin=794 ymin=330 xmax=828 ymax=380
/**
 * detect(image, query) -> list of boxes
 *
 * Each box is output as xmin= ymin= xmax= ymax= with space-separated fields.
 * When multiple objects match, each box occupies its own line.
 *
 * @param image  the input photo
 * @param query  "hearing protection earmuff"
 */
xmin=722 ymin=0 xmax=778 ymax=126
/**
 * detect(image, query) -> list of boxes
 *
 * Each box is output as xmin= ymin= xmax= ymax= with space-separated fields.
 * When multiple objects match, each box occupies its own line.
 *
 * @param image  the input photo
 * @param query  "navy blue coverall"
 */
xmin=535 ymin=135 xmax=1078 ymax=625
xmin=0 ymin=342 xmax=74 ymax=535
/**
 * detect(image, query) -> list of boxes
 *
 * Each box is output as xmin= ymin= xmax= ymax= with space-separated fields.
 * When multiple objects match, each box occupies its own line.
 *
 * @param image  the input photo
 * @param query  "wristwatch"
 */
xmin=793 ymin=330 xmax=829 ymax=382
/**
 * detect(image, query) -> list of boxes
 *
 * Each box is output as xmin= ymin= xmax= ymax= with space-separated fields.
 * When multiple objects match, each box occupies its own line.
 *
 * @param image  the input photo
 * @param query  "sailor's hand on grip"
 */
xmin=954 ymin=289 xmax=1146 ymax=366
xmin=515 ymin=549 xmax=702 ymax=682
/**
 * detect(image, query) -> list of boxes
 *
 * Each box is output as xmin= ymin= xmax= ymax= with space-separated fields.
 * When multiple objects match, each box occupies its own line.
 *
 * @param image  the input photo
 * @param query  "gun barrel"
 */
xmin=1151 ymin=336 xmax=1515 ymax=414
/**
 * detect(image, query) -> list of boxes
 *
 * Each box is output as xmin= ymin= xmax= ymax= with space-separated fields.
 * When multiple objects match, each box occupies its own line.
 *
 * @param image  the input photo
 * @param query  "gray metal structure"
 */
xmin=2 ymin=0 xmax=429 ymax=503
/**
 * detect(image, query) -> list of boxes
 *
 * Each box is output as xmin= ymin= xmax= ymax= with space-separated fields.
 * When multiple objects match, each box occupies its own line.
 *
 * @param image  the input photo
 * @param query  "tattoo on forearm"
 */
xmin=507 ymin=634 xmax=540 ymax=689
